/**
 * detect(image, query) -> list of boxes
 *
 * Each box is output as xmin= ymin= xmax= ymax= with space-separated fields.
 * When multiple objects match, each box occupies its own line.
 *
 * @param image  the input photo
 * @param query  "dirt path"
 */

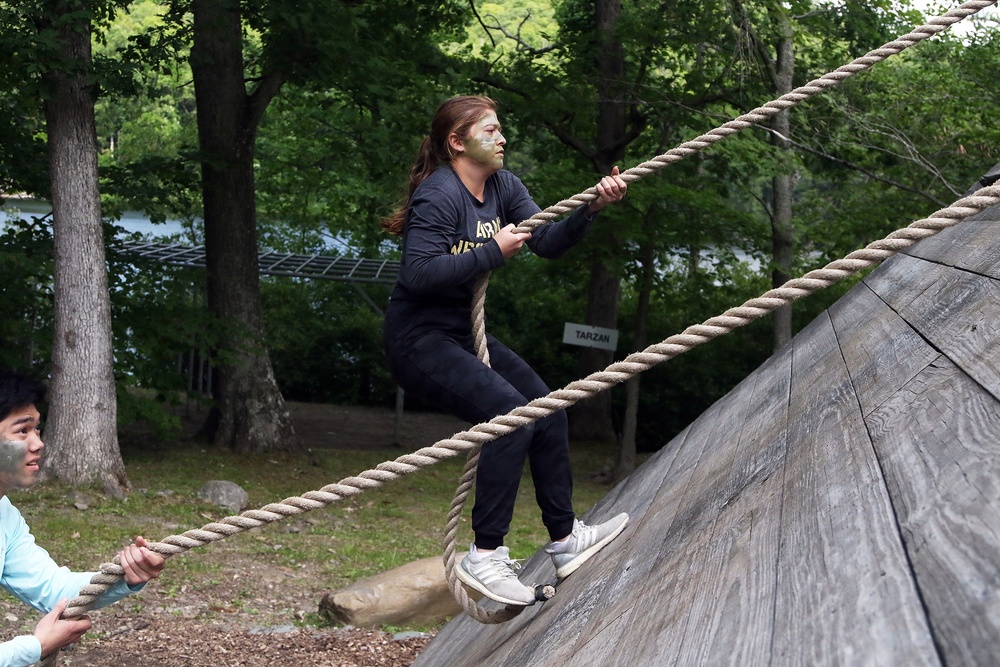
xmin=60 ymin=618 xmax=431 ymax=666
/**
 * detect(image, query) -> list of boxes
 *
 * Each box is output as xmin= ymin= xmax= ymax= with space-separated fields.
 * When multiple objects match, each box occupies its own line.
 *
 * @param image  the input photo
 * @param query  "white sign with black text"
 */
xmin=562 ymin=323 xmax=619 ymax=351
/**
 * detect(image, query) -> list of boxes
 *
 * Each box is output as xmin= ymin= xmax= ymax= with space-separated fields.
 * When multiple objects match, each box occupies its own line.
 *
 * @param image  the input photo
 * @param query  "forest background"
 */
xmin=1 ymin=0 xmax=998 ymax=493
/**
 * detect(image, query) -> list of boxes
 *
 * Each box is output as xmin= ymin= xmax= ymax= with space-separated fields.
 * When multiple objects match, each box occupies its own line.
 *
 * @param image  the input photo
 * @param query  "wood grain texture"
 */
xmin=829 ymin=281 xmax=938 ymax=417
xmin=620 ymin=370 xmax=767 ymax=666
xmin=593 ymin=393 xmax=750 ymax=667
xmin=866 ymin=356 xmax=1000 ymax=667
xmin=413 ymin=419 xmax=703 ymax=666
xmin=670 ymin=346 xmax=792 ymax=666
xmin=869 ymin=254 xmax=1000 ymax=400
xmin=773 ymin=313 xmax=938 ymax=666
xmin=904 ymin=215 xmax=1000 ymax=279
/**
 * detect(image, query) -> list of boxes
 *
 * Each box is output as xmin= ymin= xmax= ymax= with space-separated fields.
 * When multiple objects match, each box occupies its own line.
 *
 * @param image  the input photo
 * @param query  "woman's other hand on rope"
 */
xmin=587 ymin=166 xmax=628 ymax=215
xmin=34 ymin=598 xmax=91 ymax=658
xmin=495 ymin=223 xmax=531 ymax=259
xmin=119 ymin=536 xmax=166 ymax=585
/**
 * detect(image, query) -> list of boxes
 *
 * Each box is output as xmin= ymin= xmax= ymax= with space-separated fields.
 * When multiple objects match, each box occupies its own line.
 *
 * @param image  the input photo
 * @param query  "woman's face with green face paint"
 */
xmin=0 ymin=404 xmax=43 ymax=494
xmin=461 ymin=112 xmax=505 ymax=170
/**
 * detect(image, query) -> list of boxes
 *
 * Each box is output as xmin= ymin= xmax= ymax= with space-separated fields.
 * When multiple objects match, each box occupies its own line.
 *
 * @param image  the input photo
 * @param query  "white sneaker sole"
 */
xmin=555 ymin=514 xmax=629 ymax=579
xmin=455 ymin=562 xmax=535 ymax=606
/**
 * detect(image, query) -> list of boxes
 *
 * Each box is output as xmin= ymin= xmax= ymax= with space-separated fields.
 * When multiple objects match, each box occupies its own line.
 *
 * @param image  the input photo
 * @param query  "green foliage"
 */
xmin=0 ymin=101 xmax=48 ymax=198
xmin=92 ymin=0 xmax=202 ymax=224
xmin=261 ymin=278 xmax=396 ymax=406
xmin=115 ymin=386 xmax=184 ymax=439
xmin=463 ymin=0 xmax=558 ymax=56
xmin=254 ymin=86 xmax=443 ymax=256
xmin=0 ymin=217 xmax=55 ymax=371
xmin=794 ymin=27 xmax=1000 ymax=264
xmin=106 ymin=244 xmax=216 ymax=391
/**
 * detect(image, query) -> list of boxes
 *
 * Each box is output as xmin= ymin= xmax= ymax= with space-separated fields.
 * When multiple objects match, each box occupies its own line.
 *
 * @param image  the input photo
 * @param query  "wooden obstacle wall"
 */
xmin=414 ymin=195 xmax=1000 ymax=667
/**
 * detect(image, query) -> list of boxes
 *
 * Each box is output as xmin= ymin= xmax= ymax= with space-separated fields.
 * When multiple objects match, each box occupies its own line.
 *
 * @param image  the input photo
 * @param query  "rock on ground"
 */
xmin=320 ymin=555 xmax=469 ymax=629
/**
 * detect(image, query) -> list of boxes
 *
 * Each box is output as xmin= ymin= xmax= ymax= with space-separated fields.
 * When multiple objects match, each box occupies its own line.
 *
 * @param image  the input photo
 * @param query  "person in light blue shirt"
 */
xmin=0 ymin=369 xmax=165 ymax=666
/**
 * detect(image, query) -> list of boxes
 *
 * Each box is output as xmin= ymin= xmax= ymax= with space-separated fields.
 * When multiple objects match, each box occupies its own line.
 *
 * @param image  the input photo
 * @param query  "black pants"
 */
xmin=385 ymin=327 xmax=575 ymax=549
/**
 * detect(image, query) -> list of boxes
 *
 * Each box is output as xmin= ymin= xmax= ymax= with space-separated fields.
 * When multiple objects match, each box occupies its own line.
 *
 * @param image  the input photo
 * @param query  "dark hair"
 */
xmin=0 ymin=369 xmax=47 ymax=422
xmin=382 ymin=95 xmax=499 ymax=235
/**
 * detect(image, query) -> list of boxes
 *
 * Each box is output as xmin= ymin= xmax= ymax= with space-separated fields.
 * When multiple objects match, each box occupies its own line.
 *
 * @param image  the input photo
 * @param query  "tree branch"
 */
xmin=468 ymin=0 xmax=496 ymax=49
xmin=827 ymin=97 xmax=965 ymax=197
xmin=728 ymin=0 xmax=778 ymax=87
xmin=762 ymin=126 xmax=949 ymax=208
xmin=483 ymin=12 xmax=557 ymax=54
xmin=246 ymin=69 xmax=287 ymax=134
xmin=472 ymin=74 xmax=597 ymax=160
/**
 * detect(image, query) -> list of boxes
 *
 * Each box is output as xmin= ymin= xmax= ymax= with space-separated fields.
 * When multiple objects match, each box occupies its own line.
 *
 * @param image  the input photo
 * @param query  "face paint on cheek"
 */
xmin=0 ymin=440 xmax=28 ymax=474
xmin=462 ymin=113 xmax=505 ymax=168
xmin=463 ymin=133 xmax=500 ymax=167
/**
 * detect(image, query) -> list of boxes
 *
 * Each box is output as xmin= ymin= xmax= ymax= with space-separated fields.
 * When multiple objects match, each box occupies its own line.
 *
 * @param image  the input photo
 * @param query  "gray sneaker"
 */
xmin=455 ymin=546 xmax=536 ymax=606
xmin=546 ymin=513 xmax=629 ymax=579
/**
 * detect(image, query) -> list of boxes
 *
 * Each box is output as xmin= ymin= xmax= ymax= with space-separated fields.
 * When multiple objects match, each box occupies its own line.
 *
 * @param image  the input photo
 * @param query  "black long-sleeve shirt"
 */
xmin=385 ymin=165 xmax=596 ymax=344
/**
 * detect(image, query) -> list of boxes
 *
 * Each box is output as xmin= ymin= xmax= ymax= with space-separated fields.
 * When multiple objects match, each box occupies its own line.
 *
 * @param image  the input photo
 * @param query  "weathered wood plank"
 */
xmin=486 ymin=367 xmax=768 ymax=667
xmin=670 ymin=346 xmax=792 ymax=666
xmin=620 ymin=371 xmax=766 ymax=666
xmin=867 ymin=254 xmax=1000 ymax=400
xmin=555 ymin=362 xmax=793 ymax=667
xmin=833 ymin=258 xmax=1000 ymax=662
xmin=564 ymin=606 xmax=635 ymax=667
xmin=829 ymin=281 xmax=938 ymax=417
xmin=866 ymin=356 xmax=1000 ymax=666
xmin=904 ymin=214 xmax=1000 ymax=279
xmin=505 ymin=399 xmax=733 ymax=667
xmin=773 ymin=313 xmax=938 ymax=665
xmin=596 ymin=389 xmax=756 ymax=667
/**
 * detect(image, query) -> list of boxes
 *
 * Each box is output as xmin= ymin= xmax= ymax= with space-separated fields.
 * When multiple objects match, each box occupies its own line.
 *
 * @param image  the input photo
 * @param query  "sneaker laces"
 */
xmin=492 ymin=555 xmax=524 ymax=579
xmin=500 ymin=558 xmax=524 ymax=579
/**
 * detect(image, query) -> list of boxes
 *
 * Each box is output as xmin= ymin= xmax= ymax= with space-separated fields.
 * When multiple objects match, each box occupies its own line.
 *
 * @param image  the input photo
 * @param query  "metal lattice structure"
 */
xmin=118 ymin=240 xmax=400 ymax=285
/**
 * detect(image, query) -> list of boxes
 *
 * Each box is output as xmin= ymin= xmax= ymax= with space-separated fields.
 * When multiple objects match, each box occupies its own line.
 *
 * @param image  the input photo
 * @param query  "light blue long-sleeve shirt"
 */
xmin=1 ymin=496 xmax=142 ymax=666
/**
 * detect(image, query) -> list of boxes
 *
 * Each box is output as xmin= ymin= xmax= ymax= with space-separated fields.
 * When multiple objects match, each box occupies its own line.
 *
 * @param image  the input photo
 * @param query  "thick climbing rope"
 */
xmin=59 ymin=0 xmax=998 ymax=628
xmin=450 ymin=0 xmax=1000 ymax=623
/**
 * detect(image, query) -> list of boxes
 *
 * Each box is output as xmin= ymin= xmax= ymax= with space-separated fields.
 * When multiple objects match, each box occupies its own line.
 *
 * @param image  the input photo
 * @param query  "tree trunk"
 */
xmin=569 ymin=261 xmax=621 ymax=444
xmin=191 ymin=0 xmax=294 ymax=453
xmin=770 ymin=12 xmax=795 ymax=351
xmin=41 ymin=4 xmax=128 ymax=495
xmin=569 ymin=0 xmax=626 ymax=445
xmin=614 ymin=237 xmax=654 ymax=482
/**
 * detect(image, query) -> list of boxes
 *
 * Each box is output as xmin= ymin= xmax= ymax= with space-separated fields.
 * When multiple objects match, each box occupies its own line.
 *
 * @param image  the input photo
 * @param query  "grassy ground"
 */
xmin=3 ymin=430 xmax=630 ymax=634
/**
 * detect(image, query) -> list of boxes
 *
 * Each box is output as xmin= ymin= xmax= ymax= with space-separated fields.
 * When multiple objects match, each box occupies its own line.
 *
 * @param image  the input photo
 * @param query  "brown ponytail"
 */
xmin=382 ymin=95 xmax=498 ymax=235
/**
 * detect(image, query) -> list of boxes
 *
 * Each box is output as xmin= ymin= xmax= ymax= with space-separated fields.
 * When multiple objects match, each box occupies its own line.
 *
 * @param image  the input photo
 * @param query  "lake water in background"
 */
xmin=1 ymin=197 xmax=188 ymax=239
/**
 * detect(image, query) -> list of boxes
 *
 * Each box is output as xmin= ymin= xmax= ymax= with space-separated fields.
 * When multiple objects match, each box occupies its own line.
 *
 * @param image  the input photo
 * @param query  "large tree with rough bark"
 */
xmin=187 ymin=0 xmax=292 ymax=453
xmin=0 ymin=0 xmax=130 ymax=493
